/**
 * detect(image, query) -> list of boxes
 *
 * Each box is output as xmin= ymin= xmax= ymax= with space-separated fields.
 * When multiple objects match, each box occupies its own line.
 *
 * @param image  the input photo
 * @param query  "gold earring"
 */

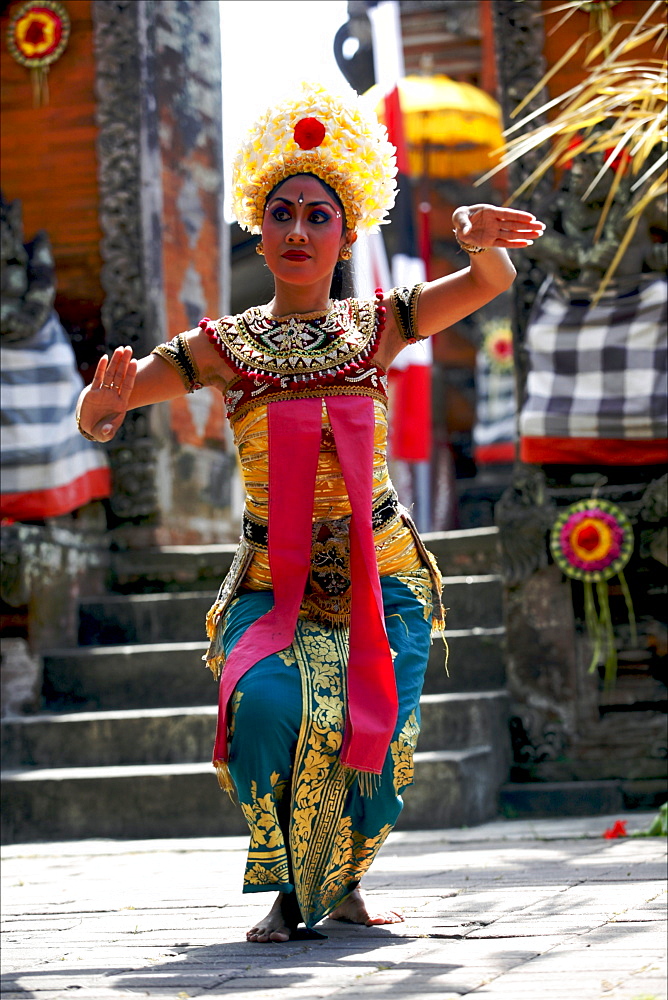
xmin=255 ymin=241 xmax=264 ymax=256
xmin=339 ymin=246 xmax=353 ymax=261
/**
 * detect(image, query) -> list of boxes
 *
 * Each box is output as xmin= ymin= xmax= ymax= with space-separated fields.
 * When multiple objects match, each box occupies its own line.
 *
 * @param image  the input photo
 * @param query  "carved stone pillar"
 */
xmin=490 ymin=1 xmax=581 ymax=781
xmin=92 ymin=0 xmax=225 ymax=533
xmin=491 ymin=0 xmax=550 ymax=403
xmin=92 ymin=0 xmax=160 ymax=523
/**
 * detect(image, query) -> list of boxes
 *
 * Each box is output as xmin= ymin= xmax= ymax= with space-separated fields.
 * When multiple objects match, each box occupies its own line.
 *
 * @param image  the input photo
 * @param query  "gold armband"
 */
xmin=152 ymin=333 xmax=203 ymax=392
xmin=389 ymin=283 xmax=426 ymax=342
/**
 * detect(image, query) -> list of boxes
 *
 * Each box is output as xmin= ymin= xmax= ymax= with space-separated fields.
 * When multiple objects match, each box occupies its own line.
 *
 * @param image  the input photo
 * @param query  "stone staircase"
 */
xmin=1 ymin=527 xmax=511 ymax=843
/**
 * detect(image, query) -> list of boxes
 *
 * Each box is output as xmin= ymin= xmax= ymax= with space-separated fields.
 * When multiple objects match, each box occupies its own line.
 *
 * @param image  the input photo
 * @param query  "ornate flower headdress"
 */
xmin=231 ymin=82 xmax=398 ymax=235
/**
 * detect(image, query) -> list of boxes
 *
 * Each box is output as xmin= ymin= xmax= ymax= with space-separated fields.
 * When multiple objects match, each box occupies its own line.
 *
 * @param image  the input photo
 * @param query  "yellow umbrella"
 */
xmin=365 ymin=75 xmax=504 ymax=178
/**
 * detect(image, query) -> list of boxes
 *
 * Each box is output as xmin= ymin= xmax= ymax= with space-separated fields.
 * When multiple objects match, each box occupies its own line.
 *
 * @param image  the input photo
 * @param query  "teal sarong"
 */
xmin=222 ymin=570 xmax=433 ymax=928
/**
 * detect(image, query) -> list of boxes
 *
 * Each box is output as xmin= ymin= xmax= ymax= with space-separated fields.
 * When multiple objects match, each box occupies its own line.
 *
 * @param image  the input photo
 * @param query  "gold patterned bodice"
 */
xmin=233 ymin=399 xmax=422 ymax=612
xmin=201 ymin=297 xmax=437 ymax=627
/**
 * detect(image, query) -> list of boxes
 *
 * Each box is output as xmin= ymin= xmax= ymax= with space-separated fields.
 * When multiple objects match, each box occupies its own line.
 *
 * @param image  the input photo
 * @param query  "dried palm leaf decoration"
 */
xmin=479 ymin=0 xmax=667 ymax=303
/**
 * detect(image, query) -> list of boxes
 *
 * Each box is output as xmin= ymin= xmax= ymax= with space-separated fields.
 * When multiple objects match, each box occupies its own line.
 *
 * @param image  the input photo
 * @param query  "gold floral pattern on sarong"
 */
xmin=228 ymin=690 xmax=243 ymax=740
xmin=241 ymin=772 xmax=290 ymax=888
xmin=390 ymin=710 xmax=420 ymax=794
xmin=395 ymin=568 xmax=435 ymax=622
xmin=288 ymin=622 xmax=359 ymax=925
xmin=318 ymin=819 xmax=395 ymax=913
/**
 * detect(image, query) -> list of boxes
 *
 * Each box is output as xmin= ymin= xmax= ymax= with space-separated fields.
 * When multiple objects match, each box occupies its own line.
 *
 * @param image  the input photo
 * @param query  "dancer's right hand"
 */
xmin=76 ymin=346 xmax=137 ymax=442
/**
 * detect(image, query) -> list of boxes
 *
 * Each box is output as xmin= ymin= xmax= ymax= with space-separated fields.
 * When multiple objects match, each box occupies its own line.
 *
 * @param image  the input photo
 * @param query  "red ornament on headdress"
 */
xmin=294 ymin=117 xmax=326 ymax=150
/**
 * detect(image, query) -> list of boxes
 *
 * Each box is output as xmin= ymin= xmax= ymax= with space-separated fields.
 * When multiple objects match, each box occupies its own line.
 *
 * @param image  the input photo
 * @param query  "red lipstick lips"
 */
xmin=282 ymin=250 xmax=311 ymax=261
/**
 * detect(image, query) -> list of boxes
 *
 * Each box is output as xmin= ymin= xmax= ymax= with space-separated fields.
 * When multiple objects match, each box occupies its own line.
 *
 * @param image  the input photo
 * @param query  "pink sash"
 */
xmin=213 ymin=395 xmax=398 ymax=775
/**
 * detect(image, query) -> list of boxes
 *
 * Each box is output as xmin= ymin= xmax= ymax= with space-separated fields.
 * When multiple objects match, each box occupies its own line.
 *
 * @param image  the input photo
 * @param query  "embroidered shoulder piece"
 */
xmin=389 ymin=284 xmax=426 ymax=342
xmin=152 ymin=332 xmax=203 ymax=392
xmin=200 ymin=294 xmax=386 ymax=385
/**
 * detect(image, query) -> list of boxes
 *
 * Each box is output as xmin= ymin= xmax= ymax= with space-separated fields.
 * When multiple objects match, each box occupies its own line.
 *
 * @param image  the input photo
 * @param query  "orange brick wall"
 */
xmin=1 ymin=0 xmax=105 ymax=332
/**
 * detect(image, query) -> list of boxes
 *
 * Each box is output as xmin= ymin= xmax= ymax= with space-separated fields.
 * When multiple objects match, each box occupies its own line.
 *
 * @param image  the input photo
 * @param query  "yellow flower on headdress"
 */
xmin=231 ymin=82 xmax=398 ymax=235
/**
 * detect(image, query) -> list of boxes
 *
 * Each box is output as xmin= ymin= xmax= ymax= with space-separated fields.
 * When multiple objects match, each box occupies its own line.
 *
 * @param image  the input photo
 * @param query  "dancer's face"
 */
xmin=262 ymin=175 xmax=354 ymax=287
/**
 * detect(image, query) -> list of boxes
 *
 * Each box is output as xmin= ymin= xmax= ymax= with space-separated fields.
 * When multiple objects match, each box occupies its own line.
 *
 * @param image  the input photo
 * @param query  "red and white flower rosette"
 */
xmin=7 ymin=1 xmax=70 ymax=106
xmin=550 ymin=498 xmax=636 ymax=688
xmin=550 ymin=498 xmax=633 ymax=582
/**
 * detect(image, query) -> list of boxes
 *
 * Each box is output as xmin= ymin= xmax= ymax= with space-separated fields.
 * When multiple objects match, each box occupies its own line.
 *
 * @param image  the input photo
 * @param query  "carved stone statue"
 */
xmin=1 ymin=193 xmax=55 ymax=342
xmin=528 ymin=146 xmax=667 ymax=286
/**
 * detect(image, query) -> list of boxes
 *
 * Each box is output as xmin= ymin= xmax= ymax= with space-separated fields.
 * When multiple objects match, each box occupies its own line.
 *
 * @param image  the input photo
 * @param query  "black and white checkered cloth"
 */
xmin=521 ymin=275 xmax=668 ymax=440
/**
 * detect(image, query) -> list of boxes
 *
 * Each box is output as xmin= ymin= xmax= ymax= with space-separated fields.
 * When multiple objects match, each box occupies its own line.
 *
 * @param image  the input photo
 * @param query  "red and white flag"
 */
xmin=354 ymin=0 xmax=432 ymax=525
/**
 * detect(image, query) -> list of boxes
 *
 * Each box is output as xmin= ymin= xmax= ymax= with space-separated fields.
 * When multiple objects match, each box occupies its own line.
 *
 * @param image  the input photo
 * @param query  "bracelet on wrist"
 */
xmin=453 ymin=230 xmax=488 ymax=254
xmin=76 ymin=412 xmax=98 ymax=442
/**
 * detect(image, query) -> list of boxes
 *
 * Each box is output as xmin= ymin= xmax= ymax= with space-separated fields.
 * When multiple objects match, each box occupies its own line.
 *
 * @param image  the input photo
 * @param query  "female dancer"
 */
xmin=77 ymin=83 xmax=544 ymax=942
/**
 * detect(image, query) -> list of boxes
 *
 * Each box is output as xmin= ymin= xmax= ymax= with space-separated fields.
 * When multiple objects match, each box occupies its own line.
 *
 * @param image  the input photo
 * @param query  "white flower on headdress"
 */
xmin=231 ymin=81 xmax=398 ymax=235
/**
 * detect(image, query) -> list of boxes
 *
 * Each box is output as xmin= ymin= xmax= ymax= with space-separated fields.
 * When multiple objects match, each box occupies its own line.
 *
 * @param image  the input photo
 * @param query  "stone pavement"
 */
xmin=1 ymin=814 xmax=666 ymax=1000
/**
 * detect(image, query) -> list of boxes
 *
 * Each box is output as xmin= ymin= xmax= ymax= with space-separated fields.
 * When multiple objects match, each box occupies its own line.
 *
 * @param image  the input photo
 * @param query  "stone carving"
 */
xmin=640 ymin=474 xmax=668 ymax=524
xmin=494 ymin=466 xmax=556 ymax=585
xmin=0 ymin=639 xmax=42 ymax=717
xmin=491 ymin=0 xmax=550 ymax=387
xmin=527 ymin=143 xmax=667 ymax=287
xmin=1 ymin=192 xmax=55 ymax=342
xmin=491 ymin=1 xmax=561 ymax=583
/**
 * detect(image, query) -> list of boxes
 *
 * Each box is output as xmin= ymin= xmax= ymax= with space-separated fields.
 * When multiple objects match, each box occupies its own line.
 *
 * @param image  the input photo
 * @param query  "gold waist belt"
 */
xmin=241 ymin=488 xmax=401 ymax=552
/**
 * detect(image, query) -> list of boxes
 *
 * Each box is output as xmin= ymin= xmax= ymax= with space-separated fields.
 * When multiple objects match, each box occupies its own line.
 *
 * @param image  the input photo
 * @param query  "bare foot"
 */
xmin=329 ymin=886 xmax=404 ymax=926
xmin=246 ymin=892 xmax=298 ymax=943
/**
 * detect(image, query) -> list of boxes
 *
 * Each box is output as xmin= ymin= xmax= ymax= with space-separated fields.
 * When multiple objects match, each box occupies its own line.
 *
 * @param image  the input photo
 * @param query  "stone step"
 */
xmin=42 ymin=628 xmax=506 ymax=711
xmin=110 ymin=544 xmax=238 ymax=594
xmin=424 ymin=627 xmax=506 ymax=693
xmin=0 ymin=745 xmax=499 ymax=843
xmin=108 ymin=527 xmax=501 ymax=595
xmin=78 ymin=575 xmax=503 ymax=646
xmin=420 ymin=526 xmax=500 ymax=576
xmin=0 ymin=691 xmax=510 ymax=770
xmin=500 ymin=778 xmax=668 ymax=819
xmin=42 ymin=641 xmax=216 ymax=711
xmin=401 ymin=746 xmax=500 ymax=830
xmin=419 ymin=692 xmax=510 ymax=786
xmin=1 ymin=706 xmax=218 ymax=770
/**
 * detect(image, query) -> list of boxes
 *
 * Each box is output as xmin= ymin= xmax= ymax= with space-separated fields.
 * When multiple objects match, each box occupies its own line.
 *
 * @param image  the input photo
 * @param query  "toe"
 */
xmin=366 ymin=910 xmax=404 ymax=925
xmin=247 ymin=928 xmax=269 ymax=942
xmin=269 ymin=930 xmax=290 ymax=942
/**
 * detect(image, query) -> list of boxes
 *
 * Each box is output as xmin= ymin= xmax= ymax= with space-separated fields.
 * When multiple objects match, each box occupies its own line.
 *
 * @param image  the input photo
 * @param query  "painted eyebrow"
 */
xmin=268 ymin=196 xmax=337 ymax=210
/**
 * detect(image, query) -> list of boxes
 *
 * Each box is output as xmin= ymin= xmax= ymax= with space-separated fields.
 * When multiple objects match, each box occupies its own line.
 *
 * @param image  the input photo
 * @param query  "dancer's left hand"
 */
xmin=452 ymin=204 xmax=545 ymax=249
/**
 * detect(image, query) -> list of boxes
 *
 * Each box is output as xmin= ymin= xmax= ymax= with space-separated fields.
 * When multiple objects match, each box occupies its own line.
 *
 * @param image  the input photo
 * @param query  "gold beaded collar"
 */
xmin=207 ymin=298 xmax=382 ymax=384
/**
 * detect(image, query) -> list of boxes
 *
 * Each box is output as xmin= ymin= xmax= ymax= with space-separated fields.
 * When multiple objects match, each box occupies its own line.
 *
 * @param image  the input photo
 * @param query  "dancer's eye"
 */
xmin=309 ymin=210 xmax=330 ymax=224
xmin=271 ymin=207 xmax=291 ymax=222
